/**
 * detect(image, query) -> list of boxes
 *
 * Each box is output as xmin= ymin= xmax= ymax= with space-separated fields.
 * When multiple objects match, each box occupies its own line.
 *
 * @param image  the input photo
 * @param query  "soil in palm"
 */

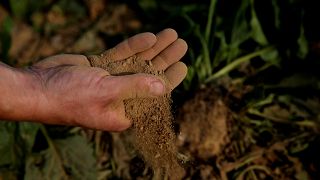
xmin=88 ymin=54 xmax=184 ymax=179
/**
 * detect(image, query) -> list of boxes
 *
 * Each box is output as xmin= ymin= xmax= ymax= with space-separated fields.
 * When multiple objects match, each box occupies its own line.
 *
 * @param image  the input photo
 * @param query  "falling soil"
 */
xmin=87 ymin=54 xmax=184 ymax=179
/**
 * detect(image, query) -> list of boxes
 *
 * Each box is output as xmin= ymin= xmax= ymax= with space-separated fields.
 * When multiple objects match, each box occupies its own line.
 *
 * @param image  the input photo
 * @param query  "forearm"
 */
xmin=0 ymin=62 xmax=41 ymax=121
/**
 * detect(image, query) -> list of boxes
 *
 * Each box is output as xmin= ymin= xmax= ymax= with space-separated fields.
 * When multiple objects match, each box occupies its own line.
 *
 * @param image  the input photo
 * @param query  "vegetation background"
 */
xmin=1 ymin=0 xmax=320 ymax=179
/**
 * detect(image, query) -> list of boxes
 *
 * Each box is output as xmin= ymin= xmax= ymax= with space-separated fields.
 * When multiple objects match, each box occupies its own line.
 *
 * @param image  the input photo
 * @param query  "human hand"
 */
xmin=28 ymin=29 xmax=187 ymax=131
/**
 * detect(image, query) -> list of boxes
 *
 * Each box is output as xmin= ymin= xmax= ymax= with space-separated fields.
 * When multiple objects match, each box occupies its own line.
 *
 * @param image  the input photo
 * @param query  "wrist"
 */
xmin=0 ymin=63 xmax=44 ymax=122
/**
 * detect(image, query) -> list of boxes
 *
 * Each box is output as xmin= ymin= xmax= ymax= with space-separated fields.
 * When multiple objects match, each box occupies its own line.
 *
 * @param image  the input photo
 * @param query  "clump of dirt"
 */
xmin=177 ymin=87 xmax=230 ymax=160
xmin=87 ymin=54 xmax=185 ymax=179
xmin=176 ymin=87 xmax=232 ymax=179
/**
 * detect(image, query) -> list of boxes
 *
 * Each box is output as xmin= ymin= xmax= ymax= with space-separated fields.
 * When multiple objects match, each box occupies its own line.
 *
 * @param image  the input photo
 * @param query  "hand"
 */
xmin=29 ymin=29 xmax=188 ymax=131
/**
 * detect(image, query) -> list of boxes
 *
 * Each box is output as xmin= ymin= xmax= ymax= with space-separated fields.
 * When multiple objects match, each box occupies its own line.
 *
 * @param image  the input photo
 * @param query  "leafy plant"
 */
xmin=25 ymin=129 xmax=96 ymax=180
xmin=182 ymin=0 xmax=279 ymax=89
xmin=0 ymin=122 xmax=96 ymax=179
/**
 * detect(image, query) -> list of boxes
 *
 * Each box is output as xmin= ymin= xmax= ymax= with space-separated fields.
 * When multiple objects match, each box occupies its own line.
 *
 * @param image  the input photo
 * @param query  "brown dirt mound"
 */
xmin=177 ymin=87 xmax=230 ymax=160
xmin=87 ymin=54 xmax=184 ymax=179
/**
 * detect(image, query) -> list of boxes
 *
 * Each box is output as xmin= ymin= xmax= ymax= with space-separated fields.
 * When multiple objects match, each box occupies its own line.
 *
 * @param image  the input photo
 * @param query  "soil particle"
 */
xmin=87 ymin=54 xmax=184 ymax=179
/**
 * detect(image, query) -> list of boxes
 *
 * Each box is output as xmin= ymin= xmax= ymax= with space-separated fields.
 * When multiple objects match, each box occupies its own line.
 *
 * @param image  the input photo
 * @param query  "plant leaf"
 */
xmin=297 ymin=25 xmax=309 ymax=59
xmin=19 ymin=122 xmax=40 ymax=152
xmin=250 ymin=0 xmax=268 ymax=45
xmin=25 ymin=135 xmax=96 ymax=180
xmin=9 ymin=0 xmax=29 ymax=18
xmin=0 ymin=123 xmax=14 ymax=166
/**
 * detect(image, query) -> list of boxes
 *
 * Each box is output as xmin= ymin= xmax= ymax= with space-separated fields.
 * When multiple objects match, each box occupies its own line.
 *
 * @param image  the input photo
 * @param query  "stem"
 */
xmin=236 ymin=165 xmax=271 ymax=180
xmin=39 ymin=125 xmax=68 ymax=178
xmin=205 ymin=46 xmax=275 ymax=83
xmin=205 ymin=0 xmax=217 ymax=42
xmin=195 ymin=27 xmax=212 ymax=77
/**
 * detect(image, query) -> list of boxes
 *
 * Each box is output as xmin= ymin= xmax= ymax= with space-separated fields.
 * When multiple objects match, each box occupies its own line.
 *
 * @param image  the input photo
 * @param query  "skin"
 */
xmin=0 ymin=28 xmax=188 ymax=131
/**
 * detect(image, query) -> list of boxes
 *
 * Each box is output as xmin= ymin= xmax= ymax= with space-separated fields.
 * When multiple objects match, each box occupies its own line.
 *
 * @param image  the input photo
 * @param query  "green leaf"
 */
xmin=206 ymin=47 xmax=275 ymax=82
xmin=297 ymin=25 xmax=309 ymax=59
xmin=0 ymin=122 xmax=39 ymax=168
xmin=25 ymin=135 xmax=96 ymax=180
xmin=227 ymin=1 xmax=252 ymax=62
xmin=271 ymin=0 xmax=281 ymax=29
xmin=260 ymin=49 xmax=281 ymax=66
xmin=230 ymin=0 xmax=251 ymax=47
xmin=138 ymin=0 xmax=158 ymax=11
xmin=250 ymin=0 xmax=268 ymax=45
xmin=195 ymin=26 xmax=212 ymax=78
xmin=19 ymin=122 xmax=40 ymax=152
xmin=0 ymin=16 xmax=13 ymax=62
xmin=9 ymin=0 xmax=29 ymax=18
xmin=0 ymin=122 xmax=16 ymax=166
xmin=25 ymin=151 xmax=65 ymax=180
xmin=250 ymin=94 xmax=275 ymax=108
xmin=268 ymin=74 xmax=319 ymax=89
xmin=205 ymin=0 xmax=217 ymax=42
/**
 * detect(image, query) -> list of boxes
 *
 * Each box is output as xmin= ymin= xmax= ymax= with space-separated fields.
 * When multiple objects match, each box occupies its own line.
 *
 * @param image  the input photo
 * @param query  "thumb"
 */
xmin=110 ymin=74 xmax=166 ymax=99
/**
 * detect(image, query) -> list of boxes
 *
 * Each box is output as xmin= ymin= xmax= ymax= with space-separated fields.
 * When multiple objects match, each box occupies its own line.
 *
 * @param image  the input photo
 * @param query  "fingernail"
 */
xmin=150 ymin=80 xmax=165 ymax=95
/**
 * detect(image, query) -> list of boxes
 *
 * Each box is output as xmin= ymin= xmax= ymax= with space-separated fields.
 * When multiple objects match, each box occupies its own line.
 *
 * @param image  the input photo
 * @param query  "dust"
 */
xmin=87 ymin=54 xmax=185 ymax=179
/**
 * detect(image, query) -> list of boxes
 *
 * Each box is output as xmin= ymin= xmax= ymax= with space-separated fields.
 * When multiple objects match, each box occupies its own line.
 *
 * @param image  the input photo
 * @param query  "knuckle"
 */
xmin=135 ymin=76 xmax=151 ymax=93
xmin=99 ymin=79 xmax=120 ymax=101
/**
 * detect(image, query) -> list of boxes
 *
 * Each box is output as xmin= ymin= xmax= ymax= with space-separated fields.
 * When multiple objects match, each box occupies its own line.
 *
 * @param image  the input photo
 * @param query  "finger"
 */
xmin=108 ymin=74 xmax=165 ymax=100
xmin=165 ymin=62 xmax=188 ymax=90
xmin=102 ymin=32 xmax=157 ymax=61
xmin=151 ymin=38 xmax=188 ymax=71
xmin=136 ymin=28 xmax=178 ymax=60
xmin=100 ymin=105 xmax=132 ymax=132
xmin=33 ymin=54 xmax=90 ymax=68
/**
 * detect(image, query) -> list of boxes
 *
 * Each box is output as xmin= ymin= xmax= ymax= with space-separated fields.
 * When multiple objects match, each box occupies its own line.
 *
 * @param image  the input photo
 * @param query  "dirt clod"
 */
xmin=87 ymin=54 xmax=184 ymax=179
xmin=177 ymin=87 xmax=230 ymax=160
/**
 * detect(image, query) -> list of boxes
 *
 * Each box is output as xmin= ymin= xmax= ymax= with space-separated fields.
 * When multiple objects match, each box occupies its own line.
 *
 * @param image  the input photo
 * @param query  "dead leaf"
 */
xmin=97 ymin=4 xmax=141 ymax=35
xmin=263 ymin=104 xmax=291 ymax=120
xmin=66 ymin=30 xmax=105 ymax=53
xmin=0 ymin=5 xmax=8 ymax=24
xmin=9 ymin=23 xmax=40 ymax=66
xmin=85 ymin=0 xmax=106 ymax=20
xmin=47 ymin=5 xmax=66 ymax=26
